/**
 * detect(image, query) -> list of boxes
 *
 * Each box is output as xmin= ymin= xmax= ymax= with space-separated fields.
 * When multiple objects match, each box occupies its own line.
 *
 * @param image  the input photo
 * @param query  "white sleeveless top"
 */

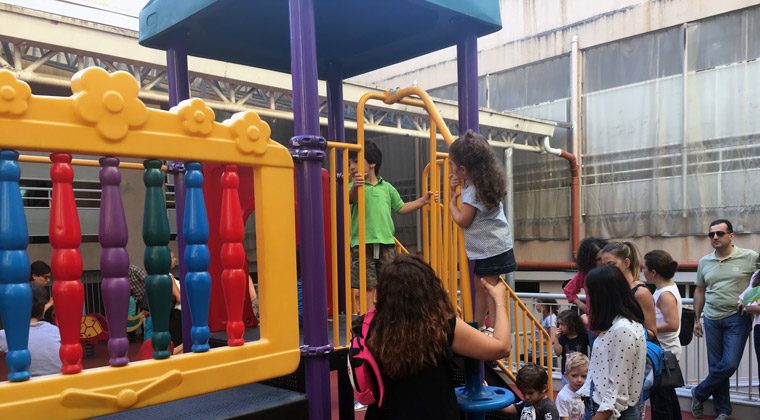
xmin=653 ymin=284 xmax=682 ymax=360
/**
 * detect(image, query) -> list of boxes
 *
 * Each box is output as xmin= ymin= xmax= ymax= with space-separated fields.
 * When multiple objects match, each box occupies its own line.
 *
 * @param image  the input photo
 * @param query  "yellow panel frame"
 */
xmin=0 ymin=68 xmax=300 ymax=417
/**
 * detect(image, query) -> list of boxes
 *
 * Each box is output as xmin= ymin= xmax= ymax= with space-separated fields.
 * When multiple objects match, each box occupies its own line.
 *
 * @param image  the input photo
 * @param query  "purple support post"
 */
xmin=457 ymin=33 xmax=485 ymax=384
xmin=166 ymin=43 xmax=193 ymax=352
xmin=288 ymin=0 xmax=331 ymax=419
xmin=99 ymin=157 xmax=131 ymax=367
xmin=327 ymin=64 xmax=353 ymax=420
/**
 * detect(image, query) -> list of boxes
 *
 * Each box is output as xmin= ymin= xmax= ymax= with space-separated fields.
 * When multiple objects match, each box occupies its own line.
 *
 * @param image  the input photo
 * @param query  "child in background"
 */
xmin=348 ymin=140 xmax=433 ymax=313
xmin=536 ymin=298 xmax=558 ymax=333
xmin=0 ymin=284 xmax=61 ymax=376
xmin=449 ymin=130 xmax=516 ymax=329
xmin=552 ymin=310 xmax=589 ymax=379
xmin=555 ymin=352 xmax=588 ymax=420
xmin=502 ymin=363 xmax=559 ymax=420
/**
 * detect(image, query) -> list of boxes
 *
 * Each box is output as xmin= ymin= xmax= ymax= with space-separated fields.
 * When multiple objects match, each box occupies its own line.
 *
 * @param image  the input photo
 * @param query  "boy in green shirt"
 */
xmin=348 ymin=141 xmax=433 ymax=312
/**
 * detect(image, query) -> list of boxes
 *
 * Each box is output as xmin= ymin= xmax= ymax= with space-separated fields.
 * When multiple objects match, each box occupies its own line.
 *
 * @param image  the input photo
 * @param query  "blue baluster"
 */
xmin=183 ymin=162 xmax=210 ymax=352
xmin=0 ymin=150 xmax=32 ymax=382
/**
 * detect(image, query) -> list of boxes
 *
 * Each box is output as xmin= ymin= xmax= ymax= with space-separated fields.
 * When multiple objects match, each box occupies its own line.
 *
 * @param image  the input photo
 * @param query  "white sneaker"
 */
xmin=354 ymin=402 xmax=367 ymax=411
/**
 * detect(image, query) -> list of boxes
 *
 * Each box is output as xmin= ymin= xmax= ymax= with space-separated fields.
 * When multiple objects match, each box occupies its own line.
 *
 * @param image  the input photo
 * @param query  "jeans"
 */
xmin=755 ymin=324 xmax=760 ymax=392
xmin=694 ymin=312 xmax=752 ymax=415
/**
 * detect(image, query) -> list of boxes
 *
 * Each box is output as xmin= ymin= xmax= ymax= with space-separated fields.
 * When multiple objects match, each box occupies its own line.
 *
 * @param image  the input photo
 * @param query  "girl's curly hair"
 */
xmin=448 ymin=130 xmax=506 ymax=209
xmin=367 ymin=254 xmax=456 ymax=380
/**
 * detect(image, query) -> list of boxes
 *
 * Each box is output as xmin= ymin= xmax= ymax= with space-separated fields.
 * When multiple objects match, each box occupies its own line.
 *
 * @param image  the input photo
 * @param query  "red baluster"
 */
xmin=49 ymin=153 xmax=84 ymax=374
xmin=220 ymin=165 xmax=246 ymax=346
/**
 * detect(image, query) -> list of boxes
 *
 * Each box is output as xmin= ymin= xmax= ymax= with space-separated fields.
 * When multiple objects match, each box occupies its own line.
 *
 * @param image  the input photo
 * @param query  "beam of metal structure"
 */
xmin=0 ymin=5 xmax=558 ymax=143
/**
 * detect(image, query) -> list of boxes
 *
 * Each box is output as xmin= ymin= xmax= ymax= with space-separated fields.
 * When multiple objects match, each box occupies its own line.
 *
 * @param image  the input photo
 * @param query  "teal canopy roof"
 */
xmin=139 ymin=0 xmax=501 ymax=78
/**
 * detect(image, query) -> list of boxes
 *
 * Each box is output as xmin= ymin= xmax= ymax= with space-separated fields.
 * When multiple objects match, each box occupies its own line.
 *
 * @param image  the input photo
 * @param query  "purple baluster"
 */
xmin=98 ymin=157 xmax=130 ymax=366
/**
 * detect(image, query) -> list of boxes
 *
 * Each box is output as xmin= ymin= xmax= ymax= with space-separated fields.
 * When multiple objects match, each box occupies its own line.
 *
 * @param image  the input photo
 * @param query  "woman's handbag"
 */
xmin=679 ymin=308 xmax=695 ymax=345
xmin=658 ymin=350 xmax=685 ymax=388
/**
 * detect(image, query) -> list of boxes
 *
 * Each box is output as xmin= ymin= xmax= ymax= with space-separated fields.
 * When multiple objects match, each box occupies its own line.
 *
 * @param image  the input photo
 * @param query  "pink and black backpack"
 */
xmin=347 ymin=309 xmax=385 ymax=407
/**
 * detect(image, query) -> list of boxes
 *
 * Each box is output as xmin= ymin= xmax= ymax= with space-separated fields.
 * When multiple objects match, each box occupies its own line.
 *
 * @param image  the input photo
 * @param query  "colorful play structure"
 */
xmin=0 ymin=1 xmax=562 ymax=418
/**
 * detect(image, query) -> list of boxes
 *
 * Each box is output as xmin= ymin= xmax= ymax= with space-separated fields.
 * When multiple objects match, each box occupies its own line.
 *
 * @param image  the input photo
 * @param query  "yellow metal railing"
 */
xmin=331 ymin=87 xmax=553 ymax=391
xmin=501 ymin=280 xmax=553 ymax=395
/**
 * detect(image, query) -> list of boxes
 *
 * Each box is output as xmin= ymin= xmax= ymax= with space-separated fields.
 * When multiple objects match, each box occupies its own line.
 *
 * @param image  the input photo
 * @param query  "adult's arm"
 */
xmin=693 ymin=286 xmax=706 ymax=338
xmin=452 ymin=279 xmax=510 ymax=360
xmin=563 ymin=272 xmax=587 ymax=313
xmin=634 ymin=288 xmax=657 ymax=336
xmin=655 ymin=291 xmax=680 ymax=333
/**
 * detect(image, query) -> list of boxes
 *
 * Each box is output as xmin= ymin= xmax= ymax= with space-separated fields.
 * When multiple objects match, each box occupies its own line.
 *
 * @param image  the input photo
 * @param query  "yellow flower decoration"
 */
xmin=227 ymin=111 xmax=272 ymax=155
xmin=174 ymin=98 xmax=215 ymax=136
xmin=71 ymin=67 xmax=147 ymax=141
xmin=0 ymin=70 xmax=31 ymax=116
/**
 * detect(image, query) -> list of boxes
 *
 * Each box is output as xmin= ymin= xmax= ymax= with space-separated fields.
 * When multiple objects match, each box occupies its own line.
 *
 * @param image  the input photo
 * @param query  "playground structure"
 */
xmin=0 ymin=1 xmax=567 ymax=418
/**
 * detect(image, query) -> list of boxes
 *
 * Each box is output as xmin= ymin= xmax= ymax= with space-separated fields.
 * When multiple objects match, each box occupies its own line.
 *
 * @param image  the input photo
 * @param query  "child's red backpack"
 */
xmin=347 ymin=309 xmax=385 ymax=407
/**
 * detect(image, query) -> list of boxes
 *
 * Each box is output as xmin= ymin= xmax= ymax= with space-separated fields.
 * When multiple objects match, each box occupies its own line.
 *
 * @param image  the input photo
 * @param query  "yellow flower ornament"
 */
xmin=174 ymin=98 xmax=215 ymax=136
xmin=72 ymin=67 xmax=147 ymax=141
xmin=0 ymin=70 xmax=31 ymax=115
xmin=227 ymin=111 xmax=272 ymax=155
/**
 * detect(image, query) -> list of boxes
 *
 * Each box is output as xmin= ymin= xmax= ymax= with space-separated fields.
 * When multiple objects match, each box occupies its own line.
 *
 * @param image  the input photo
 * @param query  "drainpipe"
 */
xmin=541 ymin=137 xmax=580 ymax=259
xmin=503 ymin=147 xmax=515 ymax=291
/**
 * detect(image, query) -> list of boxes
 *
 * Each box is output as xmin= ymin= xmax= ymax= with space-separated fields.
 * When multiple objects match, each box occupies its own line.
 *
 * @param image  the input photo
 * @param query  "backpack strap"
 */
xmin=362 ymin=310 xmax=385 ymax=406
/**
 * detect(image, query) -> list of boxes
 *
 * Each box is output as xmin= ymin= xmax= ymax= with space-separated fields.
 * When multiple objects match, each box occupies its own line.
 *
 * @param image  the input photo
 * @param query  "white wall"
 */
xmin=350 ymin=0 xmax=759 ymax=90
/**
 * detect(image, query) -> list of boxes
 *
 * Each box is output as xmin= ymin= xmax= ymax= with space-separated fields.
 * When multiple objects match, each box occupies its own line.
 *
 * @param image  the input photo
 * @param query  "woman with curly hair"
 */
xmin=448 ymin=130 xmax=516 ymax=329
xmin=365 ymin=254 xmax=510 ymax=419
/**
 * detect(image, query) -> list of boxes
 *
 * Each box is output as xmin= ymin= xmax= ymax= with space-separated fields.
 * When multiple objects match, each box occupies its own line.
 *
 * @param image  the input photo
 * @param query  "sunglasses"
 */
xmin=707 ymin=231 xmax=729 ymax=239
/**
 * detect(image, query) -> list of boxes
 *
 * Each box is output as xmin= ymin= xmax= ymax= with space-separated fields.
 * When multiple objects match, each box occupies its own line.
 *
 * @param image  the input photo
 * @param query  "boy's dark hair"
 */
xmin=348 ymin=141 xmax=383 ymax=175
xmin=31 ymin=283 xmax=49 ymax=320
xmin=30 ymin=260 xmax=51 ymax=280
xmin=586 ymin=265 xmax=644 ymax=331
xmin=516 ymin=363 xmax=548 ymax=391
xmin=709 ymin=219 xmax=733 ymax=233
xmin=576 ymin=237 xmax=607 ymax=273
xmin=557 ymin=309 xmax=586 ymax=335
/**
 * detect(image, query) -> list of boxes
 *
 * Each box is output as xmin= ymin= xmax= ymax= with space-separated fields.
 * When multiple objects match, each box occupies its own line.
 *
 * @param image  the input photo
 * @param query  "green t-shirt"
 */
xmin=349 ymin=177 xmax=404 ymax=247
xmin=696 ymin=245 xmax=759 ymax=320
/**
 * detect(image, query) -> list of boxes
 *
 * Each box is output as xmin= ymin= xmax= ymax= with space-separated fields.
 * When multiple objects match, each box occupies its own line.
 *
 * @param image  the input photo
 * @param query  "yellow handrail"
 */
xmin=498 ymin=279 xmax=553 ymax=396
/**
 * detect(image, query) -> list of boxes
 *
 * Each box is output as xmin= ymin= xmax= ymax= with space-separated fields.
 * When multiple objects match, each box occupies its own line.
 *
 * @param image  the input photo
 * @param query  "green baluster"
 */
xmin=143 ymin=159 xmax=172 ymax=359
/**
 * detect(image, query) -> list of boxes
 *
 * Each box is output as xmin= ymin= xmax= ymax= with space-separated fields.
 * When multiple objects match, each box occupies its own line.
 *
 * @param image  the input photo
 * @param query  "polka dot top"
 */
xmin=578 ymin=316 xmax=646 ymax=419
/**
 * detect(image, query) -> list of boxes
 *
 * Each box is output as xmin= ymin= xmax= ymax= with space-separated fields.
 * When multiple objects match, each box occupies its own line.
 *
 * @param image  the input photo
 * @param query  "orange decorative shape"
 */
xmin=71 ymin=67 xmax=148 ymax=141
xmin=227 ymin=111 xmax=271 ymax=155
xmin=0 ymin=70 xmax=31 ymax=115
xmin=174 ymin=98 xmax=215 ymax=136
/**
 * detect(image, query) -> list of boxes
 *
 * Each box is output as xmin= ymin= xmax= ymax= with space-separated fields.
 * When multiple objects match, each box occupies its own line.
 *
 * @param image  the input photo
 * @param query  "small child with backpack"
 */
xmin=502 ymin=363 xmax=559 ymax=420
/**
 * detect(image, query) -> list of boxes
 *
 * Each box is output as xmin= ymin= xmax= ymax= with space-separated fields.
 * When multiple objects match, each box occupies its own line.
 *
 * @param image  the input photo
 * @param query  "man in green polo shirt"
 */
xmin=348 ymin=141 xmax=433 ymax=314
xmin=691 ymin=219 xmax=757 ymax=419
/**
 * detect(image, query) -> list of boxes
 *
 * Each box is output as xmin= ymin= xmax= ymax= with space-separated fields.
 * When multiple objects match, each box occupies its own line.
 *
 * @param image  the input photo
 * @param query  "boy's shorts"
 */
xmin=473 ymin=248 xmax=516 ymax=276
xmin=350 ymin=244 xmax=396 ymax=289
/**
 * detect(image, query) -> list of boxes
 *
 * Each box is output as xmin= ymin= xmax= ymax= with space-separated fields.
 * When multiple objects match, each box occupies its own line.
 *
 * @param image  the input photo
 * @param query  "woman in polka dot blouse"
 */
xmin=578 ymin=265 xmax=646 ymax=420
